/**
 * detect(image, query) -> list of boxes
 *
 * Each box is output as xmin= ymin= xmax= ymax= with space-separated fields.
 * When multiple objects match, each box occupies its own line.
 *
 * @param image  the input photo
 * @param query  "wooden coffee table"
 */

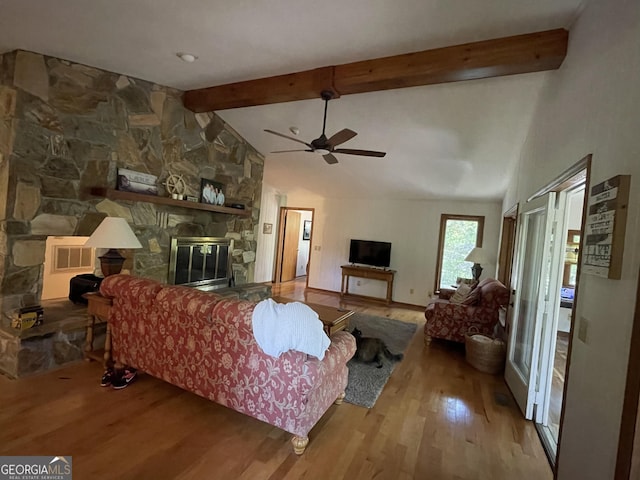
xmin=273 ymin=297 xmax=354 ymax=336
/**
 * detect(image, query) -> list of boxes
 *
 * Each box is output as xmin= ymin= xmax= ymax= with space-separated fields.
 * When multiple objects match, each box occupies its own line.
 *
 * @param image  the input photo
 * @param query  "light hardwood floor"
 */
xmin=0 ymin=279 xmax=551 ymax=479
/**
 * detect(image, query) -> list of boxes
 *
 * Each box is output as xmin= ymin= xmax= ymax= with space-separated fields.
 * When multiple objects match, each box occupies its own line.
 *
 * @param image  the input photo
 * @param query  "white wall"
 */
xmin=558 ymin=307 xmax=572 ymax=333
xmin=254 ymin=183 xmax=282 ymax=283
xmin=41 ymin=236 xmax=92 ymax=300
xmin=567 ymin=189 xmax=584 ymax=231
xmin=503 ymin=0 xmax=640 ymax=477
xmin=285 ymin=193 xmax=501 ymax=306
xmin=295 ymin=210 xmax=312 ymax=277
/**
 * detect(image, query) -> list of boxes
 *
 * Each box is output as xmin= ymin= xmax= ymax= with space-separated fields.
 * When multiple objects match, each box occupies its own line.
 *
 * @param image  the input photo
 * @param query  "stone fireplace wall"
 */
xmin=0 ymin=50 xmax=264 ymax=330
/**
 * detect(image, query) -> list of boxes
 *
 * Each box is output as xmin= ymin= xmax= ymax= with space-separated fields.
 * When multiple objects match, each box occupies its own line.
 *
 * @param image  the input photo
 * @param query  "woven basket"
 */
xmin=465 ymin=330 xmax=506 ymax=374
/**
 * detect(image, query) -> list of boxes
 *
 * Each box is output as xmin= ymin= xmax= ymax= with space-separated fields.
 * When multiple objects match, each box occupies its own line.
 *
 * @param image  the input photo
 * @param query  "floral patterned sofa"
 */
xmin=100 ymin=275 xmax=356 ymax=454
xmin=424 ymin=278 xmax=509 ymax=344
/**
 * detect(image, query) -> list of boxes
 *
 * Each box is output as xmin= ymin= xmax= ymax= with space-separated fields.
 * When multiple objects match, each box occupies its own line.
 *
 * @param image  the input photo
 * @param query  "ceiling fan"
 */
xmin=264 ymin=90 xmax=386 ymax=165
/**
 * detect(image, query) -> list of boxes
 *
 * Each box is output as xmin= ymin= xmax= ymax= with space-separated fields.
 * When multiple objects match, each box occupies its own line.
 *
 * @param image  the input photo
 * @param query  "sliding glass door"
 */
xmin=505 ymin=193 xmax=557 ymax=419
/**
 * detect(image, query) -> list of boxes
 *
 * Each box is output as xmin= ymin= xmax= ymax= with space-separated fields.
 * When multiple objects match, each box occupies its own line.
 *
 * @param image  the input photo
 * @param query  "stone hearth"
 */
xmin=0 ymin=298 xmax=103 ymax=378
xmin=0 ymin=282 xmax=271 ymax=378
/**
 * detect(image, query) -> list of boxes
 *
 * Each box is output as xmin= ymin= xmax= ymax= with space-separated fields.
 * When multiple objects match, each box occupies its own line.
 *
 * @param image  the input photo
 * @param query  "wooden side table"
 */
xmin=83 ymin=292 xmax=113 ymax=369
xmin=340 ymin=265 xmax=395 ymax=305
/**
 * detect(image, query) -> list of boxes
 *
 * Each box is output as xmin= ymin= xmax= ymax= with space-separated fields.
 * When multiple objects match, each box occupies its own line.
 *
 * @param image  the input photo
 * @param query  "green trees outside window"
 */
xmin=435 ymin=215 xmax=484 ymax=290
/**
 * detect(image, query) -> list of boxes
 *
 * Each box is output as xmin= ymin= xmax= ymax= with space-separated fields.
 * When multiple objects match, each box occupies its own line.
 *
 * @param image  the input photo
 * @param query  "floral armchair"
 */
xmin=424 ymin=278 xmax=509 ymax=344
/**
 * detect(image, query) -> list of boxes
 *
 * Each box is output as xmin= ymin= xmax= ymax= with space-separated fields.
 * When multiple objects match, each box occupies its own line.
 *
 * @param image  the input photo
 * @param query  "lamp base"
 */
xmin=471 ymin=263 xmax=483 ymax=282
xmin=99 ymin=248 xmax=125 ymax=277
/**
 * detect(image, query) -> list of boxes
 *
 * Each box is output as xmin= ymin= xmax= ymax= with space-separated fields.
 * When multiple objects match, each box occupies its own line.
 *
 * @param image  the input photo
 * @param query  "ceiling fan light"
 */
xmin=315 ymin=148 xmax=330 ymax=155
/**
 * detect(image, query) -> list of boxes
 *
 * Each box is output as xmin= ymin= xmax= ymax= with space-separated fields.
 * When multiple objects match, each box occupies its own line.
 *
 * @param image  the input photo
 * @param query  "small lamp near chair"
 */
xmin=465 ymin=247 xmax=491 ymax=282
xmin=84 ymin=217 xmax=142 ymax=277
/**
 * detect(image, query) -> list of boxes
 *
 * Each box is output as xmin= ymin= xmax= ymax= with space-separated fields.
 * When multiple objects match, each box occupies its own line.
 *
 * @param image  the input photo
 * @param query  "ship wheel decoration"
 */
xmin=164 ymin=173 xmax=186 ymax=197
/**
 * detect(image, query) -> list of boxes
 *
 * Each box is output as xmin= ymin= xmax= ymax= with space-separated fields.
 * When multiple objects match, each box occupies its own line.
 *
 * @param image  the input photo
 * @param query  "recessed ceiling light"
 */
xmin=177 ymin=52 xmax=198 ymax=63
xmin=289 ymin=126 xmax=300 ymax=135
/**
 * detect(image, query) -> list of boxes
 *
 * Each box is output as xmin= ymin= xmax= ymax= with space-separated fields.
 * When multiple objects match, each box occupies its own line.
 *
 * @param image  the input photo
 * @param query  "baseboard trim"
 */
xmin=304 ymin=286 xmax=426 ymax=311
xmin=391 ymin=301 xmax=427 ymax=311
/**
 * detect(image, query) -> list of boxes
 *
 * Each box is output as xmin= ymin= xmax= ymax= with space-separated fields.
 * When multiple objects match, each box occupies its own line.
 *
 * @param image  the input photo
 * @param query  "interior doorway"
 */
xmin=542 ymin=187 xmax=584 ymax=451
xmin=497 ymin=204 xmax=518 ymax=304
xmin=273 ymin=207 xmax=314 ymax=285
xmin=617 ymin=265 xmax=640 ymax=479
xmin=522 ymin=184 xmax=586 ymax=468
xmin=504 ymin=155 xmax=590 ymax=469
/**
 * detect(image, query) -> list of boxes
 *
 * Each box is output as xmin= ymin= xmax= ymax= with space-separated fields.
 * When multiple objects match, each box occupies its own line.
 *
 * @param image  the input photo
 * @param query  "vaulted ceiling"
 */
xmin=0 ymin=0 xmax=584 ymax=201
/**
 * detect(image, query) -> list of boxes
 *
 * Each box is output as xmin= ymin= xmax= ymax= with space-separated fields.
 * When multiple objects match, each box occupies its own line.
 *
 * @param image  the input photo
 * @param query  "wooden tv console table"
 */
xmin=340 ymin=265 xmax=395 ymax=305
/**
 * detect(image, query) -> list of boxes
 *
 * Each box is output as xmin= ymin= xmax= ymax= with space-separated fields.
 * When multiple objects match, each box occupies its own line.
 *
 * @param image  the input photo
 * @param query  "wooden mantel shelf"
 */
xmin=90 ymin=188 xmax=251 ymax=217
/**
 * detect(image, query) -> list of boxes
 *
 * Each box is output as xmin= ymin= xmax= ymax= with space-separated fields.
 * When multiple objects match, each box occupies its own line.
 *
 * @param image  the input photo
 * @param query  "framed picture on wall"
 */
xmin=302 ymin=220 xmax=311 ymax=240
xmin=200 ymin=178 xmax=225 ymax=206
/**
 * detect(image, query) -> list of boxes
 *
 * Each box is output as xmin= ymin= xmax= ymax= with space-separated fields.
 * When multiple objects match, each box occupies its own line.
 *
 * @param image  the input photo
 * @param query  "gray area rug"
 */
xmin=345 ymin=314 xmax=417 ymax=408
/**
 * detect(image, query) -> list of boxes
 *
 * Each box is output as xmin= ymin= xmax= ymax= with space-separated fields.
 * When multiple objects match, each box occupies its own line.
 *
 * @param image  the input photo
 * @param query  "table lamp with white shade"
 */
xmin=84 ymin=217 xmax=142 ymax=276
xmin=464 ymin=247 xmax=491 ymax=282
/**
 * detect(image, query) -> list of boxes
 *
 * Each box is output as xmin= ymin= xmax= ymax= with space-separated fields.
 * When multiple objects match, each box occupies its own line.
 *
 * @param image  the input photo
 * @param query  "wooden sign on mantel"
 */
xmin=582 ymin=175 xmax=631 ymax=279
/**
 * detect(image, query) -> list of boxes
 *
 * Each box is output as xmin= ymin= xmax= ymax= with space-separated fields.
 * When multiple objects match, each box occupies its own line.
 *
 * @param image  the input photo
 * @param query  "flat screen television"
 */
xmin=560 ymin=286 xmax=575 ymax=308
xmin=349 ymin=239 xmax=392 ymax=268
xmin=560 ymin=286 xmax=575 ymax=301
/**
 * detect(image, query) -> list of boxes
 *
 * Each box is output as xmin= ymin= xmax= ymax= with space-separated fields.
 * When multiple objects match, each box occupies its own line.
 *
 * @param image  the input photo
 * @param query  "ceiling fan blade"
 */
xmin=326 ymin=128 xmax=357 ymax=148
xmin=334 ymin=148 xmax=386 ymax=157
xmin=264 ymin=129 xmax=311 ymax=148
xmin=323 ymin=154 xmax=339 ymax=165
xmin=270 ymin=149 xmax=312 ymax=153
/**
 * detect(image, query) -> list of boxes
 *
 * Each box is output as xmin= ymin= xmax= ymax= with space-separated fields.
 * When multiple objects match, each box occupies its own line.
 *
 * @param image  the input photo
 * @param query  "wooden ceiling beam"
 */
xmin=334 ymin=29 xmax=568 ymax=94
xmin=183 ymin=29 xmax=568 ymax=112
xmin=184 ymin=67 xmax=337 ymax=113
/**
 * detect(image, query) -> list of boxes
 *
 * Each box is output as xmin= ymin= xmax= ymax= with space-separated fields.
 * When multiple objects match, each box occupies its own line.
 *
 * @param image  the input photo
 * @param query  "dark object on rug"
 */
xmin=345 ymin=314 xmax=416 ymax=408
xmin=69 ymin=274 xmax=103 ymax=304
xmin=351 ymin=327 xmax=404 ymax=368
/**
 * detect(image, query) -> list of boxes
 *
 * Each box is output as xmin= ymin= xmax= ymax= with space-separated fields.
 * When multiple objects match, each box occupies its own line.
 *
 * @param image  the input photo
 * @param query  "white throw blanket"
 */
xmin=252 ymin=299 xmax=331 ymax=360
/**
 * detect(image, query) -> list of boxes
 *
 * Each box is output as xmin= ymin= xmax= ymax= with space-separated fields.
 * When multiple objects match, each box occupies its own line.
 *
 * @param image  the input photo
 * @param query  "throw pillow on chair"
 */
xmin=449 ymin=283 xmax=472 ymax=304
xmin=461 ymin=286 xmax=481 ymax=305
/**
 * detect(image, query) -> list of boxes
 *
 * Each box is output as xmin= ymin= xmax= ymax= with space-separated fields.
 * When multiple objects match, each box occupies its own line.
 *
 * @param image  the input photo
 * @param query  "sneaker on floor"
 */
xmin=100 ymin=368 xmax=115 ymax=387
xmin=111 ymin=368 xmax=137 ymax=390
